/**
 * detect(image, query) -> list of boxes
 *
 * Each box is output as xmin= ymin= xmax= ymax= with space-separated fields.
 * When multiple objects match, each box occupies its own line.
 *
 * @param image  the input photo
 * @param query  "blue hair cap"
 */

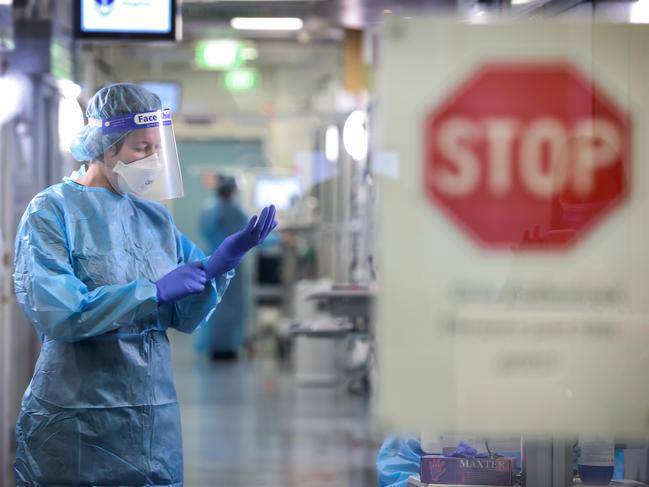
xmin=70 ymin=83 xmax=162 ymax=162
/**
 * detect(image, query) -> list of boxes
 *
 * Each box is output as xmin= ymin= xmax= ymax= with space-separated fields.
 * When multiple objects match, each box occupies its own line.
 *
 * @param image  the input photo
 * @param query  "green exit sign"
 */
xmin=195 ymin=40 xmax=243 ymax=70
xmin=224 ymin=69 xmax=258 ymax=91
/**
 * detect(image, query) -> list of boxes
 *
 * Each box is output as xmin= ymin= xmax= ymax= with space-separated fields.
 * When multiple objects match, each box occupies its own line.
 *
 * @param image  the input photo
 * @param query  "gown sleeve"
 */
xmin=376 ymin=436 xmax=425 ymax=487
xmin=13 ymin=196 xmax=159 ymax=342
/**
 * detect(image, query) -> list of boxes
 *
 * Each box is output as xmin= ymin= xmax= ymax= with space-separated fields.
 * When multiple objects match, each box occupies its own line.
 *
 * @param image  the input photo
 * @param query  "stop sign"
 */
xmin=424 ymin=63 xmax=630 ymax=248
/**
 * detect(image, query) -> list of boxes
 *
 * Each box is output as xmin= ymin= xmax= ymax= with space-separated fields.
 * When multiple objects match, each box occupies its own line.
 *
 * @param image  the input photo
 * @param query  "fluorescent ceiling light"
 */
xmin=192 ymin=0 xmax=316 ymax=2
xmin=511 ymin=0 xmax=536 ymax=5
xmin=325 ymin=125 xmax=339 ymax=162
xmin=343 ymin=110 xmax=368 ymax=162
xmin=230 ymin=17 xmax=303 ymax=31
xmin=0 ymin=0 xmax=13 ymax=5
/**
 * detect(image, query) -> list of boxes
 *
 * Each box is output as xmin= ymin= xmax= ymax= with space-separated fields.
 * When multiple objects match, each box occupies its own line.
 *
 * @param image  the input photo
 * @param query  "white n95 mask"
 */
xmin=112 ymin=153 xmax=162 ymax=195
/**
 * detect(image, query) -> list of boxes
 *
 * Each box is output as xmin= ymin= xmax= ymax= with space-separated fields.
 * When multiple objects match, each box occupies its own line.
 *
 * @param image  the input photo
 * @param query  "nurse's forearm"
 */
xmin=170 ymin=270 xmax=233 ymax=333
xmin=22 ymin=278 xmax=159 ymax=342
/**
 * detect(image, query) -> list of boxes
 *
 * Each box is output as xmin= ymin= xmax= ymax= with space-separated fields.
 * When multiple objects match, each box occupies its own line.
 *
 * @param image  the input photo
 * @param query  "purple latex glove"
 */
xmin=155 ymin=261 xmax=207 ymax=305
xmin=205 ymin=205 xmax=278 ymax=280
xmin=446 ymin=442 xmax=479 ymax=458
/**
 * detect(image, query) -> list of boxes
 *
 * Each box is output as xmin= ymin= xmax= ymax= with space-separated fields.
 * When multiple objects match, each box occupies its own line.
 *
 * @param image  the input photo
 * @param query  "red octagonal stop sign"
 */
xmin=424 ymin=63 xmax=630 ymax=249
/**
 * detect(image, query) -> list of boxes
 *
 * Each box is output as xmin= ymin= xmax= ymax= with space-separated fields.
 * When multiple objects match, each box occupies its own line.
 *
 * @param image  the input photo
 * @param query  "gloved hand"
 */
xmin=205 ymin=204 xmax=277 ymax=280
xmin=155 ymin=261 xmax=207 ymax=305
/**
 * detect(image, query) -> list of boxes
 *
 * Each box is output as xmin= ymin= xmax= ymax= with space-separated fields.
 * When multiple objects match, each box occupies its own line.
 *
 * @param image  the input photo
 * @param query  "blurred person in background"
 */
xmin=196 ymin=174 xmax=251 ymax=360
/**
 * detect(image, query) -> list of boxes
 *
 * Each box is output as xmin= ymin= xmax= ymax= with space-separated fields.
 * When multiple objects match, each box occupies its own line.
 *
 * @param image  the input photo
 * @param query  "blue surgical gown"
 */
xmin=12 ymin=179 xmax=232 ymax=486
xmin=377 ymin=436 xmax=425 ymax=487
xmin=195 ymin=199 xmax=249 ymax=354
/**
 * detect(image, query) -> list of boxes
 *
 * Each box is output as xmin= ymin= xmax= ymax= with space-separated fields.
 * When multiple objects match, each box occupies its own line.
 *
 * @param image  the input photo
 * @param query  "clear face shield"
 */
xmin=90 ymin=109 xmax=184 ymax=201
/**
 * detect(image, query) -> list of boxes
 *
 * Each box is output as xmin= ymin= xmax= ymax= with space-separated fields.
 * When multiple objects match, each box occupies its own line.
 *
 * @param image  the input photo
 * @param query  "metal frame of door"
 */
xmin=0 ymin=73 xmax=63 ymax=487
xmin=0 ymin=105 xmax=16 ymax=487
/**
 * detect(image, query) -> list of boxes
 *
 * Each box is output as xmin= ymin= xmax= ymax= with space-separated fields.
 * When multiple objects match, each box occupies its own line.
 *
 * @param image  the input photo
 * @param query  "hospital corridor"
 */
xmin=171 ymin=333 xmax=376 ymax=486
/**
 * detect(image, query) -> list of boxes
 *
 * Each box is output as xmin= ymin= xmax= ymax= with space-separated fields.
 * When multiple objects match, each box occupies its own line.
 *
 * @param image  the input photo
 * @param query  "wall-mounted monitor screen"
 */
xmin=75 ymin=0 xmax=178 ymax=41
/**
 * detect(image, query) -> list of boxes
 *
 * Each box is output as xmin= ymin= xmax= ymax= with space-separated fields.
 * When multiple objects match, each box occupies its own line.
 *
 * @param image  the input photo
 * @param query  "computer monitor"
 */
xmin=75 ymin=0 xmax=178 ymax=41
xmin=0 ymin=3 xmax=13 ymax=51
xmin=254 ymin=176 xmax=301 ymax=211
xmin=139 ymin=82 xmax=181 ymax=114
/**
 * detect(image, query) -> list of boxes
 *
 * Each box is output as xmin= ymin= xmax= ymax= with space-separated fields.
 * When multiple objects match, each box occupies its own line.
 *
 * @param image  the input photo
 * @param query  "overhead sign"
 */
xmin=425 ymin=63 xmax=630 ymax=248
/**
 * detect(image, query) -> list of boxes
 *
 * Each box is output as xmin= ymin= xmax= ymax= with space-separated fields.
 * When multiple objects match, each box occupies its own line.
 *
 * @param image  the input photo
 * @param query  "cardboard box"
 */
xmin=421 ymin=455 xmax=514 ymax=486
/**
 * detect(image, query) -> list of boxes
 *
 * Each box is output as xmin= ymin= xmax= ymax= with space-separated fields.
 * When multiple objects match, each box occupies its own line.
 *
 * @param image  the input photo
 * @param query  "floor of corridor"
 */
xmin=171 ymin=332 xmax=379 ymax=487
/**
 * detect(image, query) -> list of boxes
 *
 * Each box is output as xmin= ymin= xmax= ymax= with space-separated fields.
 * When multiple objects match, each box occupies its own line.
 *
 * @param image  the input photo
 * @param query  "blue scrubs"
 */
xmin=195 ymin=199 xmax=249 ymax=354
xmin=13 ymin=179 xmax=232 ymax=486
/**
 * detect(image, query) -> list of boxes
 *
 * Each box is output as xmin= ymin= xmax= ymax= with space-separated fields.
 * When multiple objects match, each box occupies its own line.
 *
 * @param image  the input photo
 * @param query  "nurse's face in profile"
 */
xmin=108 ymin=127 xmax=162 ymax=165
xmin=100 ymin=128 xmax=162 ymax=191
